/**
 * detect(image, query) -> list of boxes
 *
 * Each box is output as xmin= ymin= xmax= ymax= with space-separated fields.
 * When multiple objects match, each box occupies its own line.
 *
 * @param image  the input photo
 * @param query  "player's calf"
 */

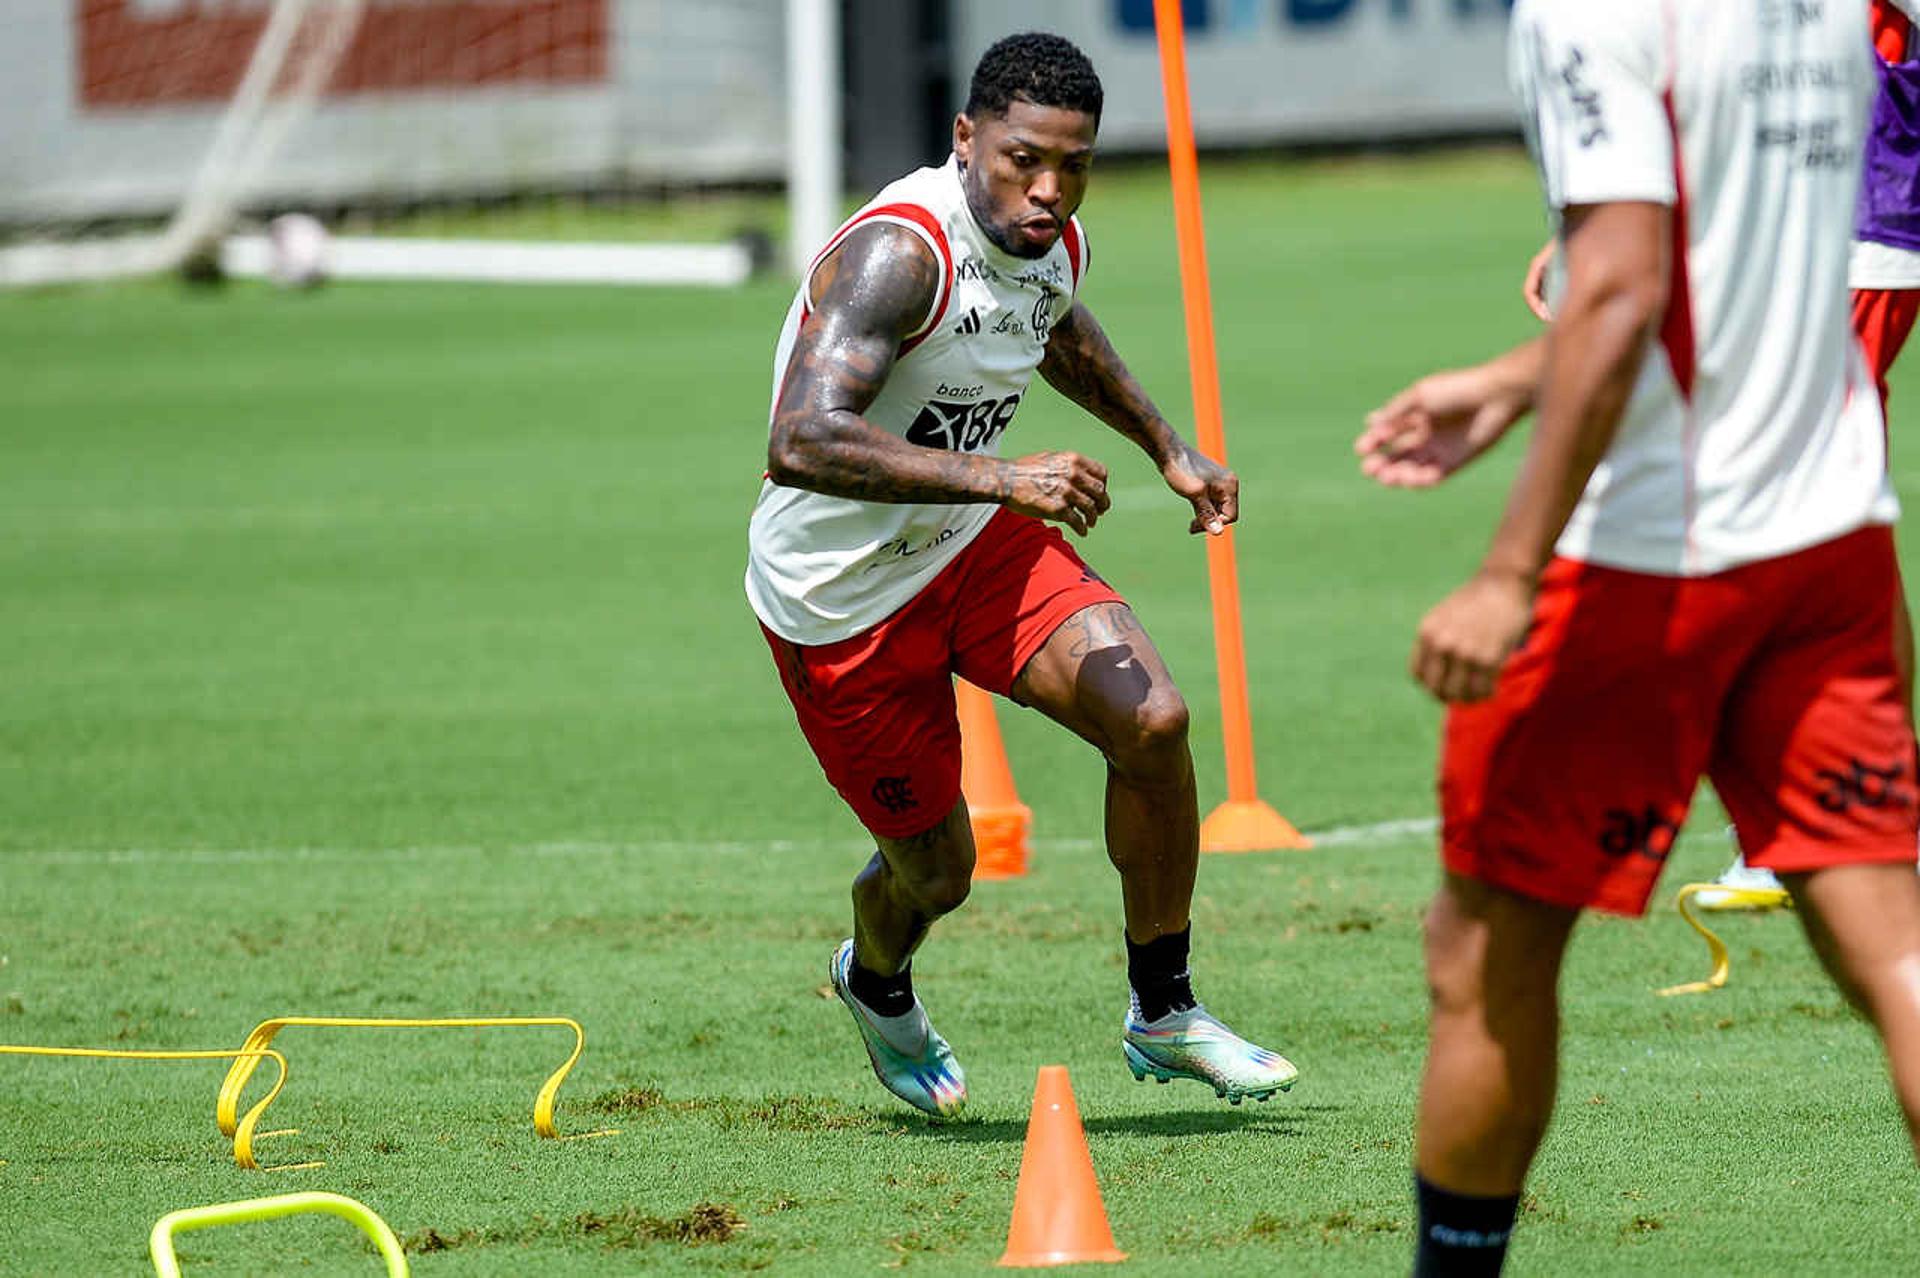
xmin=1787 ymin=863 xmax=1920 ymax=1157
xmin=852 ymin=803 xmax=977 ymax=973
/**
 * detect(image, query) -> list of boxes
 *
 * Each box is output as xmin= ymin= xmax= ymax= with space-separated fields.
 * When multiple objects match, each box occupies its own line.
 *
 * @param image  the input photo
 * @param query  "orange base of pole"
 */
xmin=1201 ymin=799 xmax=1311 ymax=854
xmin=970 ymin=803 xmax=1033 ymax=880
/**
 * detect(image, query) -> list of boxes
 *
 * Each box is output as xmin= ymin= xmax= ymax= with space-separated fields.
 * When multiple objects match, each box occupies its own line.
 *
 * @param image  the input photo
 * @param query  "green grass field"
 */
xmin=4 ymin=149 xmax=1919 ymax=1274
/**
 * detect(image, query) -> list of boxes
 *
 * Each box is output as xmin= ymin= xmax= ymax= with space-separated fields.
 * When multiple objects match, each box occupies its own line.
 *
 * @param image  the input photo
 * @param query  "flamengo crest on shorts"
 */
xmin=745 ymin=155 xmax=1090 ymax=647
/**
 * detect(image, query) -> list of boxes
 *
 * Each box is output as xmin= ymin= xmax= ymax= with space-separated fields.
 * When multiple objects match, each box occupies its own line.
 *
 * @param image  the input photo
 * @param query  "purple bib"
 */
xmin=1858 ymin=52 xmax=1920 ymax=251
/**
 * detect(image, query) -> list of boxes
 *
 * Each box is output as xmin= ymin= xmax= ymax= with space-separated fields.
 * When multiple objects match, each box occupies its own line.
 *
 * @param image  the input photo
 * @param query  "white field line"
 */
xmin=1307 ymin=816 xmax=1438 ymax=847
xmin=4 ymin=816 xmax=1441 ymax=868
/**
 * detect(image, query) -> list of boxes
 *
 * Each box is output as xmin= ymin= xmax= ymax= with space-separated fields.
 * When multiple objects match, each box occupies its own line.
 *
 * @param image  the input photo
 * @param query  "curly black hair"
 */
xmin=965 ymin=32 xmax=1103 ymax=123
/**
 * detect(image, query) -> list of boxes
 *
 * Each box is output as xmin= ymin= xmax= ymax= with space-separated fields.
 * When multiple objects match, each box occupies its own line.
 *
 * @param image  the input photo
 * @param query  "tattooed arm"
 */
xmin=766 ymin=224 xmax=1113 ymax=534
xmin=1038 ymin=301 xmax=1238 ymax=535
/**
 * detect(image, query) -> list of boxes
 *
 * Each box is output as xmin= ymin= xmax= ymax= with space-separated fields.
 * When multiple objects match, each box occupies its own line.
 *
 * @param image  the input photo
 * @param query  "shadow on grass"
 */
xmin=589 ymin=1083 xmax=1339 ymax=1142
xmin=883 ymin=1103 xmax=1340 ymax=1144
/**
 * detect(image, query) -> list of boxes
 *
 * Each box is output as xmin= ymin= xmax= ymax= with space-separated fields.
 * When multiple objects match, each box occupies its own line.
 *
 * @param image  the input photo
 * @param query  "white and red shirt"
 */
xmin=1511 ymin=0 xmax=1897 ymax=576
xmin=746 ymin=155 xmax=1088 ymax=646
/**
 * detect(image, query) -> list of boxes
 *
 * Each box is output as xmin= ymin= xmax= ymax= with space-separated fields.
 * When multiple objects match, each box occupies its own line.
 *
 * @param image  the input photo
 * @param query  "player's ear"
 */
xmin=953 ymin=113 xmax=973 ymax=166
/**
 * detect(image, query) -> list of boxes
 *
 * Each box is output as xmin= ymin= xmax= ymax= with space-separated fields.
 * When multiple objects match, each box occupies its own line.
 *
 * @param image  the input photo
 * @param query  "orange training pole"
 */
xmin=1151 ymin=0 xmax=1308 ymax=853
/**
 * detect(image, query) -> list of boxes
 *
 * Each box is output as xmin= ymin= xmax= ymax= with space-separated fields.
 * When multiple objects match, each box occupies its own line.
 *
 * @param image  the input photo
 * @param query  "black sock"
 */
xmin=847 ymin=957 xmax=915 ymax=1017
xmin=1412 ymin=1176 xmax=1519 ymax=1277
xmin=1125 ymin=926 xmax=1196 ymax=1022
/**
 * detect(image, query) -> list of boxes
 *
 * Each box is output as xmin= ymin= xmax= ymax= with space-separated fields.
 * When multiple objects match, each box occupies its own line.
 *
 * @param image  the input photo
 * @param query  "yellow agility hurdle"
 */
xmin=1656 ymin=882 xmax=1794 ymax=997
xmin=149 ymin=1191 xmax=407 ymax=1277
xmin=215 ymin=1016 xmax=617 ymax=1153
xmin=0 ymin=1045 xmax=308 ymax=1171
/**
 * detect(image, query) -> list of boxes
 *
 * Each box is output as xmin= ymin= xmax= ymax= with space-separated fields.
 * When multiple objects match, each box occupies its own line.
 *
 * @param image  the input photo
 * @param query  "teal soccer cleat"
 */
xmin=828 ymin=939 xmax=967 ymax=1119
xmin=1122 ymin=1004 xmax=1299 ymax=1104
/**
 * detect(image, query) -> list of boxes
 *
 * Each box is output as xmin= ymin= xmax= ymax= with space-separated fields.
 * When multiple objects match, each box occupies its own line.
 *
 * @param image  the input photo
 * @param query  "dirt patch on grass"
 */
xmin=1245 ymin=1210 xmax=1405 ymax=1244
xmin=575 ymin=1201 xmax=746 ymax=1247
xmin=402 ymin=1226 xmax=482 ymax=1253
xmin=589 ymin=1084 xmax=670 ymax=1115
xmin=739 ymin=1095 xmax=872 ymax=1131
xmin=1789 ymin=1000 xmax=1851 ymax=1022
xmin=586 ymin=1085 xmax=878 ymax=1132
xmin=402 ymin=1201 xmax=747 ymax=1255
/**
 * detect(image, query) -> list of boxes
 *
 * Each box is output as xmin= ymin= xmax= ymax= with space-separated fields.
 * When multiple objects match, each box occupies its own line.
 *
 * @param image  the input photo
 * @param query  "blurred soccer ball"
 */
xmin=268 ymin=213 xmax=330 ymax=288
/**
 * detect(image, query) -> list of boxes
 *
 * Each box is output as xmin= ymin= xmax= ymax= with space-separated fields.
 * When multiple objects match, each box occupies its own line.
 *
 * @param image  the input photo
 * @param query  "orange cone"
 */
xmin=997 ymin=1066 xmax=1127 ymax=1268
xmin=957 ymin=679 xmax=1032 ymax=880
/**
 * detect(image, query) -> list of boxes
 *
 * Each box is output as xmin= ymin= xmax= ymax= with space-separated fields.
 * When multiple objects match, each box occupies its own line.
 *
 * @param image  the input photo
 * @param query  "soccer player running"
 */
xmin=746 ymin=33 xmax=1297 ymax=1119
xmin=1356 ymin=2 xmax=1920 ymax=1272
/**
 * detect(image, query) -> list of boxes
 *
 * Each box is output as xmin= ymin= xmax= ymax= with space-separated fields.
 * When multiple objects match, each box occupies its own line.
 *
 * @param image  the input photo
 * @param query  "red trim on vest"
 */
xmin=1658 ymin=93 xmax=1697 ymax=402
xmin=1661 ymin=1 xmax=1700 ymax=568
xmin=1873 ymin=0 xmax=1913 ymax=64
xmin=1062 ymin=217 xmax=1086 ymax=291
xmin=798 ymin=203 xmax=956 ymax=359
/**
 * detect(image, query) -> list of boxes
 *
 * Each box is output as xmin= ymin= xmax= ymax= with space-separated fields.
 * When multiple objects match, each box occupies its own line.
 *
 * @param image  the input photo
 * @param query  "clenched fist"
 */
xmin=1003 ymin=451 xmax=1112 ymax=536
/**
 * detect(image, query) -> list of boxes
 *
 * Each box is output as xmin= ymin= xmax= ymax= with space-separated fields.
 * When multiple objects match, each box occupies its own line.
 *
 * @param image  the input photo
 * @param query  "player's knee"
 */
xmin=1138 ymin=689 xmax=1190 ymax=750
xmin=1422 ymin=901 xmax=1485 ymax=1018
xmin=903 ymin=865 xmax=972 ymax=917
xmin=1108 ymin=688 xmax=1191 ymax=778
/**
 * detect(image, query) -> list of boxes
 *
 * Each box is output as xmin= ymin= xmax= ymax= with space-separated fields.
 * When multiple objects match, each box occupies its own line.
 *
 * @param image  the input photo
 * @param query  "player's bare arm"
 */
xmin=766 ymin=224 xmax=1113 ymax=535
xmin=1413 ymin=200 xmax=1670 ymax=704
xmin=1355 ymin=337 xmax=1544 ymax=488
xmin=1039 ymin=300 xmax=1237 ymax=535
xmin=767 ymin=223 xmax=997 ymax=503
xmin=1522 ymin=238 xmax=1556 ymax=322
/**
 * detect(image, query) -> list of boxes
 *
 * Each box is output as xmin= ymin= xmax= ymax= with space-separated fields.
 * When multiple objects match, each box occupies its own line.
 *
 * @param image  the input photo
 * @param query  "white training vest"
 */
xmin=745 ymin=155 xmax=1088 ymax=646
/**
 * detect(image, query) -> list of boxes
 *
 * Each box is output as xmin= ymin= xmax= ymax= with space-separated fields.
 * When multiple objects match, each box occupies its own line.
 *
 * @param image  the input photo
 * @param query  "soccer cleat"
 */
xmin=828 ymin=939 xmax=966 ymax=1119
xmin=1122 ymin=1004 xmax=1299 ymax=1103
xmin=1692 ymin=855 xmax=1786 ymax=911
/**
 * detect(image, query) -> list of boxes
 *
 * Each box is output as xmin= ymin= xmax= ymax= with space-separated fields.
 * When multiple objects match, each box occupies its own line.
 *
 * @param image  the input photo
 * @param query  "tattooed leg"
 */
xmin=1013 ymin=602 xmax=1198 ymax=942
xmin=853 ymin=798 xmax=977 ymax=975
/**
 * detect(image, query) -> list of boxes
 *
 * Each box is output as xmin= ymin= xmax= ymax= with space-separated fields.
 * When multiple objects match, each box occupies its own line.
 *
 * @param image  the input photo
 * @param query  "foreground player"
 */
xmin=1357 ymin=2 xmax=1920 ymax=1271
xmin=746 ymin=33 xmax=1297 ymax=1118
xmin=1702 ymin=0 xmax=1920 ymax=906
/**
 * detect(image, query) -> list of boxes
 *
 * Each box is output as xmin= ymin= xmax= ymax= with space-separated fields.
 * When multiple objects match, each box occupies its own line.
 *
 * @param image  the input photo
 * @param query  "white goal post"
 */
xmin=0 ymin=0 xmax=843 ymax=289
xmin=784 ymin=0 xmax=842 ymax=282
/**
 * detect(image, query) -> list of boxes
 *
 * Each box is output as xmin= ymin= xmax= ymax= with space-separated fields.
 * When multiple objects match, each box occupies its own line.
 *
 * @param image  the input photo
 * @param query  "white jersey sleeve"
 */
xmin=1511 ymin=0 xmax=1675 ymax=210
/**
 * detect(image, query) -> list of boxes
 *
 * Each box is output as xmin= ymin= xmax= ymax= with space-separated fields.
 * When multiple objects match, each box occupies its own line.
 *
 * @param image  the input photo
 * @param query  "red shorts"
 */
xmin=1442 ymin=526 xmax=1919 ymax=916
xmin=761 ymin=509 xmax=1125 ymax=839
xmin=1852 ymin=287 xmax=1920 ymax=411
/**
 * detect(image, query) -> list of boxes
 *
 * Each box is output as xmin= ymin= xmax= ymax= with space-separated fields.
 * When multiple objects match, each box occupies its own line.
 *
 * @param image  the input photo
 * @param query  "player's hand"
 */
xmin=1522 ymin=238 xmax=1556 ymax=322
xmin=1004 ymin=450 xmax=1111 ymax=536
xmin=1161 ymin=441 xmax=1238 ymax=536
xmin=1356 ymin=365 xmax=1530 ymax=488
xmin=1410 ymin=569 xmax=1533 ymax=704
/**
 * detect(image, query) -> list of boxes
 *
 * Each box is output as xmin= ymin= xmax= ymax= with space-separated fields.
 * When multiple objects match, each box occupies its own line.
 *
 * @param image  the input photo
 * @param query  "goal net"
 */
xmin=0 ymin=1 xmax=829 ymax=288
